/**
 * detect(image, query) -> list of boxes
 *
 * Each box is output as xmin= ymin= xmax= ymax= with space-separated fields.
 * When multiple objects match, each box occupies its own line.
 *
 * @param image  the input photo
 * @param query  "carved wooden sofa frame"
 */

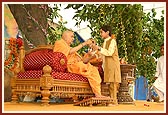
xmin=11 ymin=45 xmax=109 ymax=105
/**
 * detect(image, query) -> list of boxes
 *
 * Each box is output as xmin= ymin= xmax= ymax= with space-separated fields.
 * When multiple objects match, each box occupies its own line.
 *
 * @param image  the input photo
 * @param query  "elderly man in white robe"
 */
xmin=153 ymin=43 xmax=165 ymax=102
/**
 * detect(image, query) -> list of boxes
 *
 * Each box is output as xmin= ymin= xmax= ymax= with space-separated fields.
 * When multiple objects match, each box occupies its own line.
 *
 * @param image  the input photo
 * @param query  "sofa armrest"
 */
xmin=21 ymin=45 xmax=67 ymax=72
xmin=51 ymin=52 xmax=67 ymax=72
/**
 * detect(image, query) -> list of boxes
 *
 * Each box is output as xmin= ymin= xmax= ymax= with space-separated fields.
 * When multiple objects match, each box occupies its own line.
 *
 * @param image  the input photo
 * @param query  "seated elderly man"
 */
xmin=53 ymin=30 xmax=106 ymax=98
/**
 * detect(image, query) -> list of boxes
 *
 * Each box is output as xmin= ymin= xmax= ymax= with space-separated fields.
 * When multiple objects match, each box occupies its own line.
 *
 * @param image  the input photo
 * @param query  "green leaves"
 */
xmin=48 ymin=4 xmax=164 ymax=86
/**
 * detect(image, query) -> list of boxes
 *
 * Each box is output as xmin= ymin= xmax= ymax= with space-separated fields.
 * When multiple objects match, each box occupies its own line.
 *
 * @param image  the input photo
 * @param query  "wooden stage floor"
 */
xmin=3 ymin=100 xmax=165 ymax=113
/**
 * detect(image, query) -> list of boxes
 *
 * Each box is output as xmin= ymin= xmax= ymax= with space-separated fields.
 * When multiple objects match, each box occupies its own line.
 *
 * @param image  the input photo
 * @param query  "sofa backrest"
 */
xmin=23 ymin=48 xmax=67 ymax=72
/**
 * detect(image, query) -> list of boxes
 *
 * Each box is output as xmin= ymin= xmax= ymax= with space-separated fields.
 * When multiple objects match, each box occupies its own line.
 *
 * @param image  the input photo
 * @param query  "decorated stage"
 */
xmin=3 ymin=100 xmax=165 ymax=113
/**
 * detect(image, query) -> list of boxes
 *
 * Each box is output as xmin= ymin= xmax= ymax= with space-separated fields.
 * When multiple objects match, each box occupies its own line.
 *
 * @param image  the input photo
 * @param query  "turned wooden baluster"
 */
xmin=11 ymin=68 xmax=20 ymax=103
xmin=40 ymin=65 xmax=53 ymax=106
xmin=19 ymin=46 xmax=25 ymax=72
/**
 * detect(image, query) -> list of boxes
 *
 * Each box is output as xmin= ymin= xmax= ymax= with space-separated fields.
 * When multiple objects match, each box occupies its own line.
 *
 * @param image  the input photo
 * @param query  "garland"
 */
xmin=4 ymin=37 xmax=23 ymax=71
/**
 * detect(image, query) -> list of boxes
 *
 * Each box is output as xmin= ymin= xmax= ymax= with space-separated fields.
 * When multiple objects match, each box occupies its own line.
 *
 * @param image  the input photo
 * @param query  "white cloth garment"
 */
xmin=153 ymin=55 xmax=165 ymax=99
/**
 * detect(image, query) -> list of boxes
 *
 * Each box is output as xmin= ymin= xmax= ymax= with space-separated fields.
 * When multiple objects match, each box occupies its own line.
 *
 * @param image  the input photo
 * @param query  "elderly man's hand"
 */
xmin=90 ymin=44 xmax=99 ymax=51
xmin=85 ymin=39 xmax=93 ymax=45
xmin=90 ymin=38 xmax=96 ymax=44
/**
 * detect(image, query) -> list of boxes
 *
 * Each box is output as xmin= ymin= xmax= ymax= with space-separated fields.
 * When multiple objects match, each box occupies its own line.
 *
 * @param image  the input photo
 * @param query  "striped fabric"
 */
xmin=23 ymin=49 xmax=67 ymax=72
xmin=23 ymin=49 xmax=53 ymax=71
xmin=17 ymin=70 xmax=42 ymax=79
xmin=52 ymin=71 xmax=88 ymax=82
xmin=19 ymin=49 xmax=103 ymax=82
xmin=51 ymin=52 xmax=67 ymax=72
xmin=17 ymin=70 xmax=88 ymax=82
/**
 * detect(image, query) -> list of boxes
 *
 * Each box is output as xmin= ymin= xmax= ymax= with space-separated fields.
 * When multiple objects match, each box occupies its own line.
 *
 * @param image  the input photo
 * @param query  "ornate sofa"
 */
xmin=11 ymin=45 xmax=109 ymax=105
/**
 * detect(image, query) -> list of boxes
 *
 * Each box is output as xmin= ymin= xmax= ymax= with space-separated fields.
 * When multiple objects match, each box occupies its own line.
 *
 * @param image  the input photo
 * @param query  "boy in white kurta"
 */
xmin=153 ymin=43 xmax=165 ymax=102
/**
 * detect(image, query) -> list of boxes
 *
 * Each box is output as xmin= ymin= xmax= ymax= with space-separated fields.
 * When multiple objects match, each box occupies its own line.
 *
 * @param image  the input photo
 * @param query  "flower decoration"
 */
xmin=4 ymin=37 xmax=23 ymax=71
xmin=16 ymin=37 xmax=23 ymax=48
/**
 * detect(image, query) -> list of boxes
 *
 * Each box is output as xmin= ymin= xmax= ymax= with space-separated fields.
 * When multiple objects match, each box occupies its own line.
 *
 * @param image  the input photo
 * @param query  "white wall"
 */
xmin=76 ymin=27 xmax=92 ymax=41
